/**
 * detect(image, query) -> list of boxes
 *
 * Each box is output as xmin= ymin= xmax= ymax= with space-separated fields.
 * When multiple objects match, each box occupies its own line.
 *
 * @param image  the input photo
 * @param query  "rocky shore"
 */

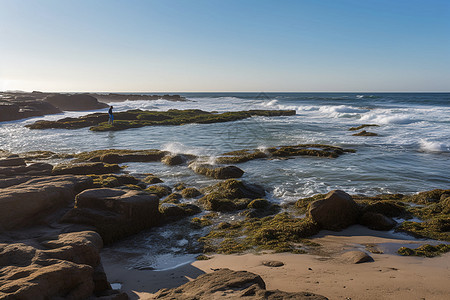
xmin=0 ymin=92 xmax=187 ymax=122
xmin=1 ymin=145 xmax=449 ymax=299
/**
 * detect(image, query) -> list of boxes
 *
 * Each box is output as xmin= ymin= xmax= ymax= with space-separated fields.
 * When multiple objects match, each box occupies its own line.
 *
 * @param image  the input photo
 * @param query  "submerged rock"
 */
xmin=153 ymin=268 xmax=328 ymax=299
xmin=189 ymin=163 xmax=244 ymax=179
xmin=308 ymin=190 xmax=360 ymax=231
xmin=352 ymin=130 xmax=378 ymax=136
xmin=348 ymin=124 xmax=379 ymax=131
xmin=61 ymin=188 xmax=160 ymax=244
xmin=0 ymin=175 xmax=93 ymax=230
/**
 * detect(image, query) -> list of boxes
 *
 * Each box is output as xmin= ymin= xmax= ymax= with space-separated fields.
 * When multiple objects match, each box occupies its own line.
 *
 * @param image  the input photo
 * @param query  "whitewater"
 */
xmin=1 ymin=92 xmax=449 ymax=202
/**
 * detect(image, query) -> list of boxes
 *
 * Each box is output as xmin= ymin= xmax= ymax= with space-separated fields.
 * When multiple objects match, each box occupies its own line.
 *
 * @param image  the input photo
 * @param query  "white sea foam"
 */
xmin=360 ymin=112 xmax=416 ymax=125
xmin=161 ymin=142 xmax=209 ymax=156
xmin=420 ymin=140 xmax=450 ymax=153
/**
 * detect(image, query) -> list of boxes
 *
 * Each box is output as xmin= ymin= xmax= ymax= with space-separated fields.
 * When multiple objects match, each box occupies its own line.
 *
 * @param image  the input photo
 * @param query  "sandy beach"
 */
xmin=102 ymin=225 xmax=450 ymax=300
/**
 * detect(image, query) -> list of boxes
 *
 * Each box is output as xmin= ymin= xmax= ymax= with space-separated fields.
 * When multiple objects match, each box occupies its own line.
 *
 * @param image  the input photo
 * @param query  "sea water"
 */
xmin=2 ymin=92 xmax=449 ymax=269
xmin=1 ymin=92 xmax=449 ymax=201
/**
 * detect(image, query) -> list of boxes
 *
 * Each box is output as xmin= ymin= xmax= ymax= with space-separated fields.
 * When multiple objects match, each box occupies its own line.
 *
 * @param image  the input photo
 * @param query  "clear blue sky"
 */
xmin=0 ymin=0 xmax=449 ymax=92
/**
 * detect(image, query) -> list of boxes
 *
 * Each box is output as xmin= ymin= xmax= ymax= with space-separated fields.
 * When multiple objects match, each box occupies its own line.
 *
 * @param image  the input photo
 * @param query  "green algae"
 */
xmin=352 ymin=130 xmax=378 ymax=136
xmin=26 ymin=109 xmax=296 ymax=131
xmin=88 ymin=174 xmax=141 ymax=188
xmin=397 ymin=244 xmax=450 ymax=257
xmin=199 ymin=213 xmax=320 ymax=254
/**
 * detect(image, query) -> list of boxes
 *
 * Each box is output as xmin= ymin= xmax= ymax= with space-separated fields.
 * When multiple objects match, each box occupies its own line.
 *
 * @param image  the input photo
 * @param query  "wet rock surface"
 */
xmin=43 ymin=93 xmax=108 ymax=111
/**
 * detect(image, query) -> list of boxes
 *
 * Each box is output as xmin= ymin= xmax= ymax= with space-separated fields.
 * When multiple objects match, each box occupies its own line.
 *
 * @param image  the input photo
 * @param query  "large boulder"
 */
xmin=308 ymin=190 xmax=360 ymax=231
xmin=0 ymin=175 xmax=93 ymax=230
xmin=61 ymin=188 xmax=160 ymax=244
xmin=44 ymin=94 xmax=109 ymax=111
xmin=189 ymin=163 xmax=244 ymax=179
xmin=0 ymin=231 xmax=126 ymax=299
xmin=154 ymin=268 xmax=327 ymax=299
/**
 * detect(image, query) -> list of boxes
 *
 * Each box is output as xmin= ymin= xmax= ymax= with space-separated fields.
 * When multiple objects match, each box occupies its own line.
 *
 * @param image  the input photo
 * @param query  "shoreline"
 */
xmin=102 ymin=225 xmax=450 ymax=300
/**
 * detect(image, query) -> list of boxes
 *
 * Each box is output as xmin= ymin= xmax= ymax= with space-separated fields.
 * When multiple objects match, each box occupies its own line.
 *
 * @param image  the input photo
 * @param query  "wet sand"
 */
xmin=102 ymin=225 xmax=450 ymax=300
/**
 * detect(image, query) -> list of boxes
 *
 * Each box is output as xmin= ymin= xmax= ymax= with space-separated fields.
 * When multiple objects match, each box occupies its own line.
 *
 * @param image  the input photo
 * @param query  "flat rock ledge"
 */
xmin=153 ymin=268 xmax=328 ymax=299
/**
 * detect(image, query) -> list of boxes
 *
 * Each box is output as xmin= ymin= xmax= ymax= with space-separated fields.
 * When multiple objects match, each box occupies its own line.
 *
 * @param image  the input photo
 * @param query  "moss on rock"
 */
xmin=398 ymin=244 xmax=450 ymax=257
xmin=146 ymin=185 xmax=172 ymax=199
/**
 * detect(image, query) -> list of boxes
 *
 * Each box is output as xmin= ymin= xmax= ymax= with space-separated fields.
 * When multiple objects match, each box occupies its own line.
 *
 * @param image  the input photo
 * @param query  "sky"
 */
xmin=0 ymin=0 xmax=449 ymax=92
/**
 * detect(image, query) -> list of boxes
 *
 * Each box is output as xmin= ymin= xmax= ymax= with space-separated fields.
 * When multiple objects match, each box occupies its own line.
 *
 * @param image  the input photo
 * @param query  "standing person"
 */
xmin=108 ymin=106 xmax=114 ymax=124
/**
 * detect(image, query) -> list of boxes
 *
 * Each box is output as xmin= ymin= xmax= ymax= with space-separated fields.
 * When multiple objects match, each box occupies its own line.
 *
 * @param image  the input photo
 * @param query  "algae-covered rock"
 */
xmin=159 ymin=203 xmax=202 ymax=222
xmin=74 ymin=149 xmax=167 ymax=163
xmin=308 ymin=190 xmax=360 ymax=231
xmin=200 ymin=213 xmax=320 ymax=254
xmin=143 ymin=175 xmax=163 ymax=184
xmin=162 ymin=193 xmax=183 ymax=204
xmin=26 ymin=109 xmax=296 ymax=131
xmin=52 ymin=162 xmax=121 ymax=175
xmin=190 ymin=163 xmax=244 ymax=179
xmin=181 ymin=187 xmax=202 ymax=198
xmin=199 ymin=179 xmax=265 ymax=212
xmin=161 ymin=154 xmax=196 ymax=166
xmin=216 ymin=144 xmax=355 ymax=164
xmin=397 ymin=244 xmax=450 ymax=257
xmin=145 ymin=185 xmax=172 ymax=199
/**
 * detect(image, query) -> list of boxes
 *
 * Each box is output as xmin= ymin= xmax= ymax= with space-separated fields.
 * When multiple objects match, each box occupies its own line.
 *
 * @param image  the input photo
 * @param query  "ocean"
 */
xmin=1 ymin=92 xmax=449 ymax=201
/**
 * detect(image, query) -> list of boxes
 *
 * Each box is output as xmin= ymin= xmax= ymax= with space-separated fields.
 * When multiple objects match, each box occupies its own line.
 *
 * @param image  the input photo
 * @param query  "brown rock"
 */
xmin=340 ymin=251 xmax=374 ymax=264
xmin=0 ymin=175 xmax=93 ymax=230
xmin=308 ymin=190 xmax=360 ymax=231
xmin=0 ymin=231 xmax=126 ymax=299
xmin=61 ymin=188 xmax=160 ymax=244
xmin=0 ymin=156 xmax=26 ymax=167
xmin=0 ymin=162 xmax=53 ymax=177
xmin=153 ymin=268 xmax=327 ymax=299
